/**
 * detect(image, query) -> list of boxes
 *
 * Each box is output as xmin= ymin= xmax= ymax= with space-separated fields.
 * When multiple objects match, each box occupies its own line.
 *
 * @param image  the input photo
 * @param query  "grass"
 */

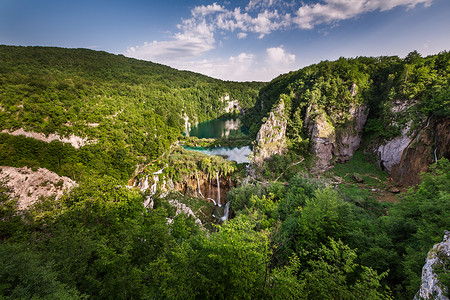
xmin=327 ymin=151 xmax=388 ymax=187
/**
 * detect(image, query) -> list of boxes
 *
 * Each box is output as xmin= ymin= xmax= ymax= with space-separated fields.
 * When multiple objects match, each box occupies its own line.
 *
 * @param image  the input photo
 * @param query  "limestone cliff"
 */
xmin=133 ymin=168 xmax=232 ymax=207
xmin=373 ymin=99 xmax=449 ymax=185
xmin=304 ymin=104 xmax=335 ymax=171
xmin=251 ymin=99 xmax=287 ymax=165
xmin=415 ymin=231 xmax=450 ymax=300
xmin=389 ymin=117 xmax=449 ymax=186
xmin=220 ymin=94 xmax=242 ymax=114
xmin=304 ymin=101 xmax=368 ymax=172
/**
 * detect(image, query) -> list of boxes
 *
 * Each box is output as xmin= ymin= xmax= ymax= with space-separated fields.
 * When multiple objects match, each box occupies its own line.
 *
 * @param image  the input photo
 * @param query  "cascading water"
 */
xmin=140 ymin=176 xmax=149 ymax=191
xmin=208 ymin=198 xmax=217 ymax=206
xmin=196 ymin=170 xmax=204 ymax=198
xmin=220 ymin=202 xmax=230 ymax=222
xmin=216 ymin=172 xmax=221 ymax=207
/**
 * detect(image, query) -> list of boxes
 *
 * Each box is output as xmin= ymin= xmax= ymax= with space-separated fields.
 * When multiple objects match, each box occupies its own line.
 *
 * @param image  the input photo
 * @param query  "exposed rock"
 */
xmin=252 ymin=99 xmax=287 ymax=165
xmin=333 ymin=104 xmax=369 ymax=163
xmin=220 ymin=94 xmax=241 ymax=114
xmin=351 ymin=173 xmax=364 ymax=183
xmin=375 ymin=100 xmax=418 ymax=174
xmin=415 ymin=231 xmax=450 ymax=300
xmin=0 ymin=166 xmax=76 ymax=210
xmin=167 ymin=199 xmax=202 ymax=226
xmin=305 ymin=105 xmax=335 ymax=171
xmin=390 ymin=117 xmax=450 ymax=186
xmin=373 ymin=99 xmax=449 ymax=186
xmin=305 ymin=101 xmax=368 ymax=172
xmin=377 ymin=125 xmax=412 ymax=173
xmin=134 ymin=169 xmax=232 ymax=205
xmin=1 ymin=128 xmax=95 ymax=149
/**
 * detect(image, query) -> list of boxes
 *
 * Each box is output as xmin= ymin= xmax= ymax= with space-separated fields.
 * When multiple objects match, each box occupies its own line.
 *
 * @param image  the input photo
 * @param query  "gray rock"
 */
xmin=252 ymin=99 xmax=287 ymax=165
xmin=415 ymin=231 xmax=450 ymax=300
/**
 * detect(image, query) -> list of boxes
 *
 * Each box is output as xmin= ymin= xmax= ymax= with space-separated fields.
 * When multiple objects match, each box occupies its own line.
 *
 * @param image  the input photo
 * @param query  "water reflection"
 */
xmin=188 ymin=118 xmax=242 ymax=139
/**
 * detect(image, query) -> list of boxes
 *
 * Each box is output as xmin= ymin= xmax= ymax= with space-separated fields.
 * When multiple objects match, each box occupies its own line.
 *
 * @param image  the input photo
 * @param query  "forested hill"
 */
xmin=0 ymin=45 xmax=263 ymax=180
xmin=0 ymin=45 xmax=262 ymax=151
xmin=245 ymin=51 xmax=450 ymax=138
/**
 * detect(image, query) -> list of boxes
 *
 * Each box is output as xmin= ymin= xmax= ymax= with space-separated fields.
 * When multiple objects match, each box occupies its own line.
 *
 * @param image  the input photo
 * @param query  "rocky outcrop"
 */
xmin=1 ymin=128 xmax=94 ymax=149
xmin=0 ymin=166 xmax=76 ymax=209
xmin=133 ymin=169 xmax=232 ymax=206
xmin=388 ymin=117 xmax=449 ymax=186
xmin=333 ymin=104 xmax=369 ymax=163
xmin=305 ymin=102 xmax=368 ymax=172
xmin=252 ymin=99 xmax=287 ymax=165
xmin=305 ymin=105 xmax=335 ymax=171
xmin=167 ymin=199 xmax=202 ymax=226
xmin=376 ymin=100 xmax=418 ymax=174
xmin=415 ymin=231 xmax=450 ymax=300
xmin=220 ymin=94 xmax=241 ymax=114
xmin=373 ymin=99 xmax=449 ymax=185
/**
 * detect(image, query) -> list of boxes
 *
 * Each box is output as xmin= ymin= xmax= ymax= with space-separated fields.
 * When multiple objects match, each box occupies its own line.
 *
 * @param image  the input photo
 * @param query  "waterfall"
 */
xmin=196 ymin=170 xmax=204 ymax=198
xmin=140 ymin=176 xmax=149 ymax=191
xmin=220 ymin=202 xmax=231 ymax=222
xmin=216 ymin=172 xmax=221 ymax=207
xmin=207 ymin=198 xmax=217 ymax=206
xmin=434 ymin=148 xmax=438 ymax=163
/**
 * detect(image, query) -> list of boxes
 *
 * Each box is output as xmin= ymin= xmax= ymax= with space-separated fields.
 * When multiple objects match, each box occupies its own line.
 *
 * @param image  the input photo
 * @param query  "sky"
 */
xmin=1 ymin=0 xmax=450 ymax=82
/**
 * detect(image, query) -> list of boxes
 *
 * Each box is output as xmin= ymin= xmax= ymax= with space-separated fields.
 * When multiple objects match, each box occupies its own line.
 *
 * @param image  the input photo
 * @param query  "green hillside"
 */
xmin=0 ymin=45 xmax=263 ymax=180
xmin=0 ymin=46 xmax=449 ymax=300
xmin=245 ymin=51 xmax=450 ymax=143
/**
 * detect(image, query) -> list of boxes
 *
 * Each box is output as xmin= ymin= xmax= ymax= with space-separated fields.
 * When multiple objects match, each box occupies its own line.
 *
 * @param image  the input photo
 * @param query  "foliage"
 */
xmin=0 ymin=45 xmax=263 ymax=181
xmin=246 ymin=51 xmax=449 ymax=148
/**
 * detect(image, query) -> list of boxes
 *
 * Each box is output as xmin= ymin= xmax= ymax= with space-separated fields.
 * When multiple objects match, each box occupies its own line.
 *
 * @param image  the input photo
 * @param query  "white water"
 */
xmin=216 ymin=172 xmax=221 ymax=207
xmin=196 ymin=170 xmax=204 ymax=198
xmin=207 ymin=198 xmax=217 ymax=206
xmin=140 ymin=176 xmax=149 ymax=191
xmin=220 ymin=202 xmax=231 ymax=222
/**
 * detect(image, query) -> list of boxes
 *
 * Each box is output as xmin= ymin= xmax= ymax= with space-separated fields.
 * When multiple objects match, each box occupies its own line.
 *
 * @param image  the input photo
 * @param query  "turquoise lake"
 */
xmin=188 ymin=118 xmax=242 ymax=139
xmin=185 ymin=118 xmax=251 ymax=163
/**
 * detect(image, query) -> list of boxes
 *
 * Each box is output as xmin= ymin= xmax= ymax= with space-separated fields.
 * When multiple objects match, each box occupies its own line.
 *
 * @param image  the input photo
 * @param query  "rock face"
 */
xmin=167 ymin=199 xmax=203 ymax=226
xmin=374 ymin=99 xmax=449 ymax=186
xmin=133 ymin=169 xmax=232 ymax=206
xmin=305 ymin=105 xmax=335 ymax=171
xmin=389 ymin=117 xmax=449 ymax=186
xmin=252 ymin=99 xmax=287 ymax=165
xmin=1 ymin=128 xmax=94 ymax=149
xmin=220 ymin=94 xmax=241 ymax=114
xmin=305 ymin=102 xmax=368 ymax=172
xmin=0 ymin=166 xmax=76 ymax=209
xmin=376 ymin=100 xmax=418 ymax=174
xmin=333 ymin=105 xmax=369 ymax=163
xmin=415 ymin=231 xmax=450 ymax=300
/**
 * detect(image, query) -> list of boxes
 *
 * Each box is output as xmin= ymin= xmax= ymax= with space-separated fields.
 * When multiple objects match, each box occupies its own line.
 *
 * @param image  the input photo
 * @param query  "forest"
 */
xmin=0 ymin=46 xmax=449 ymax=299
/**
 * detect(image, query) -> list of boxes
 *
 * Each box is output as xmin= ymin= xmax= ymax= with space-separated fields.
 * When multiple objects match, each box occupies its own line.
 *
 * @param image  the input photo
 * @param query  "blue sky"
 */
xmin=1 ymin=0 xmax=449 ymax=81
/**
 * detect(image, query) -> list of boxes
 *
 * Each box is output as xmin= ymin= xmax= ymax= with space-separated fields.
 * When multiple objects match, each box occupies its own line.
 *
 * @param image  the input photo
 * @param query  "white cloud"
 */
xmin=126 ymin=18 xmax=215 ymax=61
xmin=266 ymin=46 xmax=296 ymax=66
xmin=294 ymin=0 xmax=432 ymax=29
xmin=173 ymin=53 xmax=260 ymax=81
xmin=192 ymin=3 xmax=225 ymax=17
xmin=125 ymin=0 xmax=433 ymax=80
xmin=237 ymin=32 xmax=248 ymax=39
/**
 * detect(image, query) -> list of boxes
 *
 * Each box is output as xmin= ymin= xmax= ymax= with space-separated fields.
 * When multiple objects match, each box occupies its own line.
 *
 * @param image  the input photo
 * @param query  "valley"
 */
xmin=0 ymin=46 xmax=448 ymax=299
